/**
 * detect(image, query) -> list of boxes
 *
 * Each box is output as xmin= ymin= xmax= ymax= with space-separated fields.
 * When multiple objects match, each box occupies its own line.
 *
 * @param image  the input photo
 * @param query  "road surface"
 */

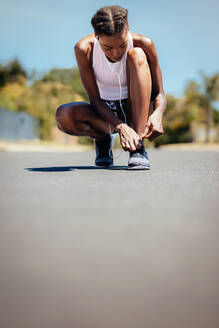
xmin=0 ymin=149 xmax=219 ymax=328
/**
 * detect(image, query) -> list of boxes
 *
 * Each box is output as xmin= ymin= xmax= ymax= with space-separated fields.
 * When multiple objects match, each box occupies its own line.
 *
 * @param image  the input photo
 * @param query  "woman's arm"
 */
xmin=74 ymin=41 xmax=125 ymax=132
xmin=136 ymin=37 xmax=167 ymax=141
xmin=140 ymin=37 xmax=167 ymax=116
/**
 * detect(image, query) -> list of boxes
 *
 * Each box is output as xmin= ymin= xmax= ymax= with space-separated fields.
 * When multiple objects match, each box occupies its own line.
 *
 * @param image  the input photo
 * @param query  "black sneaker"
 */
xmin=95 ymin=134 xmax=113 ymax=167
xmin=128 ymin=141 xmax=150 ymax=170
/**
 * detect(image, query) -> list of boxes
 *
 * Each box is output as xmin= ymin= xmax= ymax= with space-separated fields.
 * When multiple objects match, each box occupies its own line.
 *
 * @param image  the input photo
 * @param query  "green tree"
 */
xmin=184 ymin=72 xmax=219 ymax=142
xmin=0 ymin=78 xmax=84 ymax=140
xmin=22 ymin=80 xmax=84 ymax=139
xmin=42 ymin=68 xmax=88 ymax=101
xmin=0 ymin=58 xmax=27 ymax=87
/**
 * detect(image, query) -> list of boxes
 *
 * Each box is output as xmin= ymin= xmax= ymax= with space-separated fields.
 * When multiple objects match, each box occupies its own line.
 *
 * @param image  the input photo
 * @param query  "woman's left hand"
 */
xmin=143 ymin=110 xmax=164 ymax=141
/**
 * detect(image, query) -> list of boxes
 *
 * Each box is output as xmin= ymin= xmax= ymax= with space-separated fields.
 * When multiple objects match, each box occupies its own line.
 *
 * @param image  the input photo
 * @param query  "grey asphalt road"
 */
xmin=0 ymin=149 xmax=219 ymax=328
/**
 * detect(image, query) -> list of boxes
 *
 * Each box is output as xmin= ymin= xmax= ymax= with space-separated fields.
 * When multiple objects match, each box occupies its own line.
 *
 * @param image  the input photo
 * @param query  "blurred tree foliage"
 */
xmin=183 ymin=72 xmax=219 ymax=142
xmin=0 ymin=58 xmax=27 ymax=87
xmin=42 ymin=68 xmax=89 ymax=101
xmin=153 ymin=72 xmax=219 ymax=147
xmin=0 ymin=58 xmax=218 ymax=144
xmin=0 ymin=60 xmax=84 ymax=139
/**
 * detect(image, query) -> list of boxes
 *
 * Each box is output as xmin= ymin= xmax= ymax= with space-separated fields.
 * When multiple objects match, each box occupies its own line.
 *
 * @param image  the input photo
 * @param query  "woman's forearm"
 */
xmin=154 ymin=93 xmax=167 ymax=116
xmin=90 ymin=99 xmax=125 ymax=131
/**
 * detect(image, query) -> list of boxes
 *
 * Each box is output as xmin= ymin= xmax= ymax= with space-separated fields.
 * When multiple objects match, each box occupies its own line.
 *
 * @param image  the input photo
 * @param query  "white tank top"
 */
xmin=92 ymin=31 xmax=134 ymax=101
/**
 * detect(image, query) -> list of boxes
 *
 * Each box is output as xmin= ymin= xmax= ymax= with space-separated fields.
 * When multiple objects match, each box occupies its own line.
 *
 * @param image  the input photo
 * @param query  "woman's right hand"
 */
xmin=117 ymin=123 xmax=143 ymax=151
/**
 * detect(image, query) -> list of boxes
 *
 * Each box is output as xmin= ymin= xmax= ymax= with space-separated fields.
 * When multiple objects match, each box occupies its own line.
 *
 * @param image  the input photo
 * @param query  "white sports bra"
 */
xmin=92 ymin=31 xmax=134 ymax=101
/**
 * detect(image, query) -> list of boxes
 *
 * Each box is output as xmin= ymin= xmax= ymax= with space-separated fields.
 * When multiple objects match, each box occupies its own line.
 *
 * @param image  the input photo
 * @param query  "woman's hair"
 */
xmin=91 ymin=5 xmax=129 ymax=36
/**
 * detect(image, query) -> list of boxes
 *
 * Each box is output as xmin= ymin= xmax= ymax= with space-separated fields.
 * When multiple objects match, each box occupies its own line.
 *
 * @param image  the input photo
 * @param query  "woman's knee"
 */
xmin=55 ymin=103 xmax=78 ymax=133
xmin=127 ymin=47 xmax=148 ymax=66
xmin=55 ymin=106 xmax=67 ymax=131
xmin=55 ymin=102 xmax=91 ymax=133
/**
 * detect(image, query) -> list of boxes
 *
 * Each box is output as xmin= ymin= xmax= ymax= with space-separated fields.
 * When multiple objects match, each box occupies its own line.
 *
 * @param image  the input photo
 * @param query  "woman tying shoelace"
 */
xmin=55 ymin=5 xmax=167 ymax=170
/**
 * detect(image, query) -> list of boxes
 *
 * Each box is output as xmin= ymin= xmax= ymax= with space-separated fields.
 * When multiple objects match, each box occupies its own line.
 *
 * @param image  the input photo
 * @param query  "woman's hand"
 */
xmin=117 ymin=123 xmax=143 ymax=151
xmin=143 ymin=110 xmax=164 ymax=141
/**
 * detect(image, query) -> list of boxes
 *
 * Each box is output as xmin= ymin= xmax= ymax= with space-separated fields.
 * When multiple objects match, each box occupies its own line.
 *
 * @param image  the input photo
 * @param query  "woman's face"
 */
xmin=96 ymin=29 xmax=129 ymax=63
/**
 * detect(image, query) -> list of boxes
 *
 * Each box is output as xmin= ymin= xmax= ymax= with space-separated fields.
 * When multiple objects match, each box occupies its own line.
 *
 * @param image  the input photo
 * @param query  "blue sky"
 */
xmin=0 ymin=0 xmax=219 ymax=97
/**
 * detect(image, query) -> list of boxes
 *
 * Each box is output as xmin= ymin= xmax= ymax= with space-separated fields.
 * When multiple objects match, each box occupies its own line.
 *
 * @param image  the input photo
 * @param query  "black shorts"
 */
xmin=102 ymin=98 xmax=128 ymax=134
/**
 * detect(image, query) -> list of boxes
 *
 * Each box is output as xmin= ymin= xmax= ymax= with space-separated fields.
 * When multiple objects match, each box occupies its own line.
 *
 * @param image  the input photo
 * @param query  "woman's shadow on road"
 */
xmin=24 ymin=165 xmax=128 ymax=172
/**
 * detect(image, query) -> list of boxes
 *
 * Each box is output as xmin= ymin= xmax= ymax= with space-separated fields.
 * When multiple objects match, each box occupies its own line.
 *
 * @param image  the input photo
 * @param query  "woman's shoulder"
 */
xmin=74 ymin=33 xmax=95 ymax=64
xmin=75 ymin=33 xmax=95 ymax=48
xmin=130 ymin=32 xmax=153 ymax=48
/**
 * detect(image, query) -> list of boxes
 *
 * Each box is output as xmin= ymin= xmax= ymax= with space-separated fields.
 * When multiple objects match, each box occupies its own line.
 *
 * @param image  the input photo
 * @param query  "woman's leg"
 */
xmin=126 ymin=47 xmax=153 ymax=139
xmin=55 ymin=102 xmax=114 ymax=139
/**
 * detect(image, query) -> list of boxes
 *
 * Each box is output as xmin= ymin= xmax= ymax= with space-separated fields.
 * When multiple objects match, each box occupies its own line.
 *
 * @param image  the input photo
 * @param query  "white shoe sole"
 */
xmin=128 ymin=165 xmax=150 ymax=170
